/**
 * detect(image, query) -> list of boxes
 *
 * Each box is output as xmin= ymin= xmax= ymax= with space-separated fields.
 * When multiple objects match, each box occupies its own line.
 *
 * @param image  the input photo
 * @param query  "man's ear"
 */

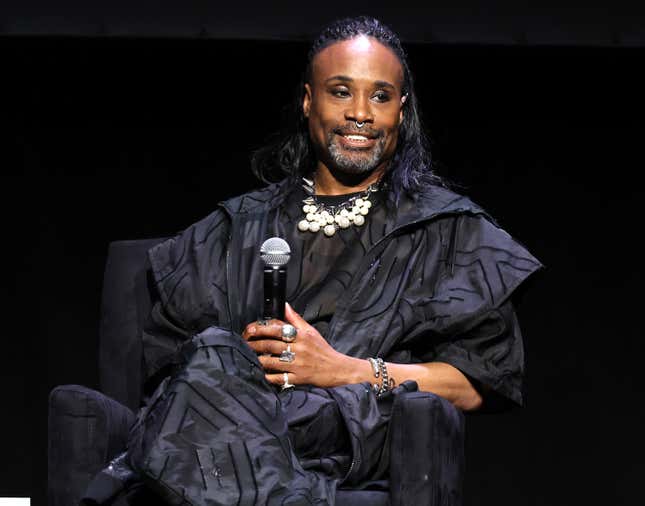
xmin=303 ymin=83 xmax=312 ymax=118
xmin=399 ymin=94 xmax=407 ymax=126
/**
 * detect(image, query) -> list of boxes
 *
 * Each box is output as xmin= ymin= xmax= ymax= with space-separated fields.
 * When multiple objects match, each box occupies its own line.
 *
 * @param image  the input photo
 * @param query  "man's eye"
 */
xmin=373 ymin=91 xmax=391 ymax=102
xmin=332 ymin=89 xmax=350 ymax=98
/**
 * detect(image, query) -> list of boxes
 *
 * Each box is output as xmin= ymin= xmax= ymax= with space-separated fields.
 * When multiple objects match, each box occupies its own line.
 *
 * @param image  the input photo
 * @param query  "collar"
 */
xmin=389 ymin=184 xmax=495 ymax=230
xmin=219 ymin=178 xmax=493 ymax=228
xmin=219 ymin=179 xmax=294 ymax=217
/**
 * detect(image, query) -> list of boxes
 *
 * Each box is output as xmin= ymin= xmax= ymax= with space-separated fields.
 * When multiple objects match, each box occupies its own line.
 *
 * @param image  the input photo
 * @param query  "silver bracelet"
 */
xmin=367 ymin=357 xmax=380 ymax=378
xmin=368 ymin=357 xmax=392 ymax=396
xmin=376 ymin=358 xmax=389 ymax=396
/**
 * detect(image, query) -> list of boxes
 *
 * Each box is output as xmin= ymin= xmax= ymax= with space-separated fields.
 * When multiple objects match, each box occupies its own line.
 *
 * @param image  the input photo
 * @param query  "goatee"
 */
xmin=326 ymin=131 xmax=386 ymax=175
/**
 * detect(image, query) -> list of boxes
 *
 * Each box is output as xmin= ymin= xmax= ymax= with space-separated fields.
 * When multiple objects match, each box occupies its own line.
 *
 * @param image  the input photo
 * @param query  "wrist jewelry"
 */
xmin=367 ymin=357 xmax=380 ymax=379
xmin=367 ymin=357 xmax=393 ymax=397
xmin=297 ymin=177 xmax=380 ymax=237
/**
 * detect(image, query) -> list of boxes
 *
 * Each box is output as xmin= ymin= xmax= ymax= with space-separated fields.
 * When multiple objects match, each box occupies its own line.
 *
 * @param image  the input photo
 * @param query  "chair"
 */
xmin=48 ymin=239 xmax=465 ymax=506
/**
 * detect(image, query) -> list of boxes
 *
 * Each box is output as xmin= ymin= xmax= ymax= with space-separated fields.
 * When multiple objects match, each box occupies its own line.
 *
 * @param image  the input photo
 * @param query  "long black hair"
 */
xmin=250 ymin=16 xmax=445 ymax=201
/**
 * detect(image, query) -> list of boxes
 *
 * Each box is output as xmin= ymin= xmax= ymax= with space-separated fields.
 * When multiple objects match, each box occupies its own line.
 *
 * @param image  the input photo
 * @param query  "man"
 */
xmin=85 ymin=15 xmax=541 ymax=505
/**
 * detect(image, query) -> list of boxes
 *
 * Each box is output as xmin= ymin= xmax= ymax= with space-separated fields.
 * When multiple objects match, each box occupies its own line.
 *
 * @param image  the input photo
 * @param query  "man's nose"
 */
xmin=345 ymin=95 xmax=374 ymax=124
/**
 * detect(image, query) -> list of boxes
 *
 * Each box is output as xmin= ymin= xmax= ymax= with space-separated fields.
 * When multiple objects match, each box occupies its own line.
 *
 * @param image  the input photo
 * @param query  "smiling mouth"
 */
xmin=337 ymin=133 xmax=378 ymax=148
xmin=343 ymin=134 xmax=371 ymax=142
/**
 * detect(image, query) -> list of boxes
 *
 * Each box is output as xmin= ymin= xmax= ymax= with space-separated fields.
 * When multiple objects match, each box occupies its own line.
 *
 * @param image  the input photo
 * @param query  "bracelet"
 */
xmin=377 ymin=358 xmax=390 ymax=396
xmin=367 ymin=357 xmax=393 ymax=397
xmin=367 ymin=357 xmax=380 ymax=378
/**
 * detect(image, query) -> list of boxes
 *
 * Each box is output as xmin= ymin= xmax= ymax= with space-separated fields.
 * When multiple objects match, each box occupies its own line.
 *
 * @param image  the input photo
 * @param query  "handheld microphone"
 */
xmin=260 ymin=237 xmax=291 ymax=320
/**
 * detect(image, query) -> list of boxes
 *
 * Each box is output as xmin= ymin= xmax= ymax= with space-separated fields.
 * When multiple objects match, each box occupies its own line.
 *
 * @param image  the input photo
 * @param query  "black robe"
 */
xmin=117 ymin=181 xmax=542 ymax=504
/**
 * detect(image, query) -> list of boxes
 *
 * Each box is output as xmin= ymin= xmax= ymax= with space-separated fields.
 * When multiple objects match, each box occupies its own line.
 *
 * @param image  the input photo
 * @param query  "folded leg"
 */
xmin=127 ymin=326 xmax=338 ymax=505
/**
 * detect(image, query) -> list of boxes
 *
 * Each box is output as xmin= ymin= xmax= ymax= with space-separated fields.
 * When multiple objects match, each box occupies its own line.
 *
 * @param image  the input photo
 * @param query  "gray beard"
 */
xmin=326 ymin=132 xmax=386 ymax=175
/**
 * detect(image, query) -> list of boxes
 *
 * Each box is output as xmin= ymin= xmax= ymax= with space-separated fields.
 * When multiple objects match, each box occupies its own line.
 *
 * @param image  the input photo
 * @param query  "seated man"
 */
xmin=84 ymin=15 xmax=542 ymax=506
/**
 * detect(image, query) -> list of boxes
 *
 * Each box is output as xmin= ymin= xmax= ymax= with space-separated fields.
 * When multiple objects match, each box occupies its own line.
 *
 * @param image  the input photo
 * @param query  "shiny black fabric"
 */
xmin=145 ymin=181 xmax=541 ymax=405
xmin=127 ymin=327 xmax=403 ymax=504
xmin=117 ymin=180 xmax=541 ymax=504
xmin=276 ymin=186 xmax=389 ymax=336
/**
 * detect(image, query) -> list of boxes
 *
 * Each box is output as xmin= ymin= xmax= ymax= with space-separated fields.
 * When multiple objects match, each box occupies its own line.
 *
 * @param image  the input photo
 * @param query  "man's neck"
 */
xmin=313 ymin=164 xmax=385 ymax=196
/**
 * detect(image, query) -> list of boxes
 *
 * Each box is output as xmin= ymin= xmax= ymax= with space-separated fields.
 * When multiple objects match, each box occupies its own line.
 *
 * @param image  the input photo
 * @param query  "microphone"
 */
xmin=260 ymin=237 xmax=291 ymax=321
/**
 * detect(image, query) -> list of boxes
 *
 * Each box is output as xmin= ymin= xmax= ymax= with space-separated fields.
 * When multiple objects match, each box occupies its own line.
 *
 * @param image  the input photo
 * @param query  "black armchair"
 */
xmin=48 ymin=239 xmax=465 ymax=506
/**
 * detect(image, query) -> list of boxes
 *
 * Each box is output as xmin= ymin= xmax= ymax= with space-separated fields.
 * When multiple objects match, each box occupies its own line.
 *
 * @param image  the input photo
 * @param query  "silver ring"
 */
xmin=281 ymin=324 xmax=297 ymax=342
xmin=355 ymin=121 xmax=364 ymax=128
xmin=279 ymin=344 xmax=295 ymax=363
xmin=281 ymin=372 xmax=294 ymax=390
xmin=257 ymin=318 xmax=270 ymax=326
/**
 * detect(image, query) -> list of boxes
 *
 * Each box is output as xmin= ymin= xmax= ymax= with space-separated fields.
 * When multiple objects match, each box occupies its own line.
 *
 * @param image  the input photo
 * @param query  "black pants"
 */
xmin=91 ymin=326 xmax=398 ymax=505
xmin=77 ymin=326 xmax=465 ymax=506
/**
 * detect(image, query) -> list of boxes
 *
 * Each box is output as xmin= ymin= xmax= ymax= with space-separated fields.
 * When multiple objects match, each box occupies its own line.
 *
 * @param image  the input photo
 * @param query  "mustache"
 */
xmin=332 ymin=124 xmax=383 ymax=139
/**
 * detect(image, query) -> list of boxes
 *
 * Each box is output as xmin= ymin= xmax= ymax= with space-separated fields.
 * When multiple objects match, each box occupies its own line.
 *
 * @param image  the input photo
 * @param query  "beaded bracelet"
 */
xmin=367 ymin=357 xmax=393 ymax=397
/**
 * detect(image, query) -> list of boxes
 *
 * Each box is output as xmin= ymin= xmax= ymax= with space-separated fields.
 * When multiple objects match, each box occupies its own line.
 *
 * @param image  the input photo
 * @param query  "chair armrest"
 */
xmin=389 ymin=391 xmax=465 ymax=506
xmin=48 ymin=385 xmax=135 ymax=506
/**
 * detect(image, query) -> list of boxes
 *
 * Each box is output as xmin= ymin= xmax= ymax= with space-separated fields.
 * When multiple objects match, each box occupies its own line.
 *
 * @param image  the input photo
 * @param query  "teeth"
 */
xmin=345 ymin=135 xmax=369 ymax=141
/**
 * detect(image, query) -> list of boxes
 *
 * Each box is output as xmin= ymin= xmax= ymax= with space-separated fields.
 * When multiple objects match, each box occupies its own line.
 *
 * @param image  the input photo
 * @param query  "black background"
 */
xmin=4 ymin=17 xmax=645 ymax=506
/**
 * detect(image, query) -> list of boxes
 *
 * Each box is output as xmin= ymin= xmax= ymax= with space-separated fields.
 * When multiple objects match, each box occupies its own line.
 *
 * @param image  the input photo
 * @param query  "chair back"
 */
xmin=99 ymin=238 xmax=167 ymax=410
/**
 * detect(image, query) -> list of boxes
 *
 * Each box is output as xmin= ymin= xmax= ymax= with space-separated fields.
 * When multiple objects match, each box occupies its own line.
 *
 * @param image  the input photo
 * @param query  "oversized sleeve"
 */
xmin=409 ymin=213 xmax=543 ymax=408
xmin=140 ymin=209 xmax=232 ymax=388
xmin=147 ymin=208 xmax=231 ymax=331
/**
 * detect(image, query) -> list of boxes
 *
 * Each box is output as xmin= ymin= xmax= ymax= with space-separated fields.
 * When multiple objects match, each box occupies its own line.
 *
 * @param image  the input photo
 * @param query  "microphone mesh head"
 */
xmin=260 ymin=237 xmax=291 ymax=267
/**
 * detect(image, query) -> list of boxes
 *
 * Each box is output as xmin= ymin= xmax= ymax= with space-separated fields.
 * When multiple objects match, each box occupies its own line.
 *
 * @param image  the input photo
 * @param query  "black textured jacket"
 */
xmin=145 ymin=180 xmax=542 ymax=408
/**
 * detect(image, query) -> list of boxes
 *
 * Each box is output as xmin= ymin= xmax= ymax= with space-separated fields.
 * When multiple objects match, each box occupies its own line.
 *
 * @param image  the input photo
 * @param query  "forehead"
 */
xmin=310 ymin=35 xmax=404 ymax=88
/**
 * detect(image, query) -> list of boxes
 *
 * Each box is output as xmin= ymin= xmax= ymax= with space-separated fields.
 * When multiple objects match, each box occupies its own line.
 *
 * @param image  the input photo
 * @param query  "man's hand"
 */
xmin=242 ymin=304 xmax=483 ymax=410
xmin=242 ymin=303 xmax=356 ymax=388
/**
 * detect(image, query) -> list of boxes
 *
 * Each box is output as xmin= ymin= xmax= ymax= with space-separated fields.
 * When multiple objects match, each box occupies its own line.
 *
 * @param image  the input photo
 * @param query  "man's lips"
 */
xmin=337 ymin=133 xmax=378 ymax=148
xmin=335 ymin=127 xmax=379 ymax=138
xmin=334 ymin=129 xmax=381 ymax=148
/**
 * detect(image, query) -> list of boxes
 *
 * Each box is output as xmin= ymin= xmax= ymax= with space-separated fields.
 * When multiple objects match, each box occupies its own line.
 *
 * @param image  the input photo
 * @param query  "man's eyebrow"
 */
xmin=324 ymin=75 xmax=397 ymax=90
xmin=324 ymin=75 xmax=353 ymax=84
xmin=374 ymin=80 xmax=396 ymax=90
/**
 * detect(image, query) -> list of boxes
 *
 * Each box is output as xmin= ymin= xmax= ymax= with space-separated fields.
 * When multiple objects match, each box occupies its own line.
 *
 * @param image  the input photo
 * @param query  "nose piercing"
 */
xmin=355 ymin=121 xmax=364 ymax=128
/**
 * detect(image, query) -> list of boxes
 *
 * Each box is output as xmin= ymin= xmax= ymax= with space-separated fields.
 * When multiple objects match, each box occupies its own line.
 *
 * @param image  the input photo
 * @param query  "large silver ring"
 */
xmin=281 ymin=372 xmax=294 ymax=391
xmin=281 ymin=324 xmax=297 ymax=342
xmin=279 ymin=344 xmax=295 ymax=363
xmin=356 ymin=120 xmax=364 ymax=128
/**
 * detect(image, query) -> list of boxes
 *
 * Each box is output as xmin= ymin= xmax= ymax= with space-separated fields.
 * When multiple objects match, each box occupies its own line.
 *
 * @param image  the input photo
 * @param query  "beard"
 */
xmin=325 ymin=130 xmax=386 ymax=175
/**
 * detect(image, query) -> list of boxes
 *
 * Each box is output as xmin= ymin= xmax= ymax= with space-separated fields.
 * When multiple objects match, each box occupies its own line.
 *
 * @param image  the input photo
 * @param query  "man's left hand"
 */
xmin=242 ymin=303 xmax=356 ymax=388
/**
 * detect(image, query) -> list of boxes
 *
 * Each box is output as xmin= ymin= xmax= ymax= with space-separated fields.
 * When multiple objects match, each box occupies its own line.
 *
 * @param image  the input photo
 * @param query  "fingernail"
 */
xmin=249 ymin=326 xmax=256 ymax=334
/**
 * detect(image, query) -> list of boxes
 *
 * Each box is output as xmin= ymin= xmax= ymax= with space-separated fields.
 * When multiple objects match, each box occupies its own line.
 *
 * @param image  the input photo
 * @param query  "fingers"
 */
xmin=258 ymin=354 xmax=294 ymax=372
xmin=265 ymin=372 xmax=297 ymax=386
xmin=247 ymin=339 xmax=290 ymax=356
xmin=243 ymin=307 xmax=306 ymax=342
xmin=242 ymin=319 xmax=285 ymax=341
xmin=285 ymin=302 xmax=307 ymax=327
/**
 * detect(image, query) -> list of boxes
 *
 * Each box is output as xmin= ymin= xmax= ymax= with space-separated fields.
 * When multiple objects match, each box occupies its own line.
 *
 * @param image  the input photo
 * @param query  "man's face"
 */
xmin=303 ymin=35 xmax=405 ymax=178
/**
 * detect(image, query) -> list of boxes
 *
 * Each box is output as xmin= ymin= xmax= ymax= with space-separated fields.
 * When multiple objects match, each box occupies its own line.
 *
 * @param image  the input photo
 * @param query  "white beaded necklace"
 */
xmin=297 ymin=177 xmax=380 ymax=237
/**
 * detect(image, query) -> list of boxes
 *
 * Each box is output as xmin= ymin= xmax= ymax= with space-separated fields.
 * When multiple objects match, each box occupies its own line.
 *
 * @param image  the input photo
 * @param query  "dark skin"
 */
xmin=303 ymin=34 xmax=404 ymax=194
xmin=242 ymin=36 xmax=483 ymax=411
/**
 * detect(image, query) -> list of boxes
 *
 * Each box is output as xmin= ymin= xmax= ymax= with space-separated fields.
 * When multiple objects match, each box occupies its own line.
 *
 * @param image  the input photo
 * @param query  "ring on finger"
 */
xmin=279 ymin=344 xmax=295 ymax=363
xmin=281 ymin=372 xmax=294 ymax=391
xmin=281 ymin=324 xmax=297 ymax=342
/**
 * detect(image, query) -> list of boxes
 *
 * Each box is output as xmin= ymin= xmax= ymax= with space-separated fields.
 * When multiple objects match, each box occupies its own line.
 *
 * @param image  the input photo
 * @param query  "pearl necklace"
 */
xmin=297 ymin=177 xmax=379 ymax=237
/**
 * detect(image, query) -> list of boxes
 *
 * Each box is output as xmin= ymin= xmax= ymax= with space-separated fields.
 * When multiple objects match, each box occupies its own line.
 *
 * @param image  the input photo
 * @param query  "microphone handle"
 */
xmin=263 ymin=266 xmax=286 ymax=320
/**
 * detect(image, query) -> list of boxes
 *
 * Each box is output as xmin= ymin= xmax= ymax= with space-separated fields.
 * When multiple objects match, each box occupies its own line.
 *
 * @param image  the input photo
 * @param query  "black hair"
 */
xmin=250 ymin=16 xmax=445 ymax=201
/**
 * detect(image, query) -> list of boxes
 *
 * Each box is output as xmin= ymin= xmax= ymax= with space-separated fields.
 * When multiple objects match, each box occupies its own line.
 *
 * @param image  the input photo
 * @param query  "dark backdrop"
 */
xmin=5 ymin=34 xmax=644 ymax=505
xmin=3 ymin=1 xmax=645 ymax=46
